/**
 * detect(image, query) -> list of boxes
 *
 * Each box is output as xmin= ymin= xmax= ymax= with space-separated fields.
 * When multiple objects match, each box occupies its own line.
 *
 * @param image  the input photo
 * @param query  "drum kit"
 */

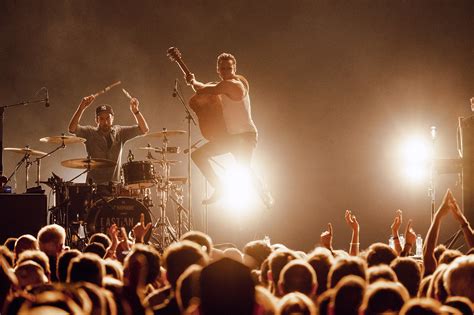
xmin=3 ymin=129 xmax=190 ymax=251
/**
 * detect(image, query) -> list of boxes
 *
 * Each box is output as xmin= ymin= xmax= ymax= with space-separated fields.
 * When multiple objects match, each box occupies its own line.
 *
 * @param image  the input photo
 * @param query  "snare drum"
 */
xmin=122 ymin=161 xmax=155 ymax=189
xmin=86 ymin=197 xmax=152 ymax=241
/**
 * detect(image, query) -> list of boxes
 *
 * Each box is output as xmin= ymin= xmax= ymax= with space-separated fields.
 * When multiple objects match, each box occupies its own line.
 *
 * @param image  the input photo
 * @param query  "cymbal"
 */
xmin=40 ymin=135 xmax=86 ymax=144
xmin=61 ymin=158 xmax=116 ymax=169
xmin=145 ymin=130 xmax=186 ymax=138
xmin=4 ymin=147 xmax=47 ymax=157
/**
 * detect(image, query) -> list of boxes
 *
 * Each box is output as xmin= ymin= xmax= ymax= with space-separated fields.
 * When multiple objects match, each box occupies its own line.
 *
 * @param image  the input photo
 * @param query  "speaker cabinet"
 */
xmin=0 ymin=194 xmax=47 ymax=244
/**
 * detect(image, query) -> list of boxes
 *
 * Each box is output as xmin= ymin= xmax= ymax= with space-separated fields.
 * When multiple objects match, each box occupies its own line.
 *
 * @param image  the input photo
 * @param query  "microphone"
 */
xmin=184 ymin=139 xmax=203 ymax=154
xmin=172 ymin=79 xmax=178 ymax=97
xmin=45 ymin=88 xmax=50 ymax=107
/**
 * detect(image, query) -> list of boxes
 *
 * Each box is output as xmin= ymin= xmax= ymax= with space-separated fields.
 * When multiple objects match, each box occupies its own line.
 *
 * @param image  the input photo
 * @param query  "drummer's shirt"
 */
xmin=73 ymin=124 xmax=141 ymax=184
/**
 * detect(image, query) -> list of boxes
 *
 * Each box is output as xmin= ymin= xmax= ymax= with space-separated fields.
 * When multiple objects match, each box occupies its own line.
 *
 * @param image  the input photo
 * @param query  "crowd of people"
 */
xmin=1 ymin=188 xmax=474 ymax=314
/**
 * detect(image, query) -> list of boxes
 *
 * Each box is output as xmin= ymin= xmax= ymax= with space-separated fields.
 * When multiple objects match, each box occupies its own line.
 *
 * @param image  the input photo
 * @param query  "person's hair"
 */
xmin=390 ymin=257 xmax=422 ymax=297
xmin=433 ymin=244 xmax=447 ymax=263
xmin=123 ymin=244 xmax=161 ymax=285
xmin=3 ymin=238 xmax=17 ymax=252
xmin=217 ymin=52 xmax=237 ymax=67
xmin=399 ymin=297 xmax=443 ymax=315
xmin=14 ymin=234 xmax=39 ymax=261
xmin=180 ymin=230 xmax=213 ymax=255
xmin=104 ymin=258 xmax=123 ymax=281
xmin=37 ymin=224 xmax=65 ymax=256
xmin=243 ymin=239 xmax=272 ymax=269
xmin=14 ymin=260 xmax=48 ymax=290
xmin=427 ymin=263 xmax=449 ymax=303
xmin=200 ymin=257 xmax=255 ymax=315
xmin=83 ymin=242 xmax=106 ymax=258
xmin=327 ymin=256 xmax=367 ymax=289
xmin=68 ymin=252 xmax=105 ymax=287
xmin=418 ymin=274 xmax=433 ymax=298
xmin=330 ymin=275 xmax=366 ymax=315
xmin=315 ymin=288 xmax=334 ymax=315
xmin=268 ymin=249 xmax=298 ymax=296
xmin=16 ymin=290 xmax=83 ymax=314
xmin=277 ymin=292 xmax=316 ymax=315
xmin=306 ymin=246 xmax=334 ymax=295
xmin=88 ymin=233 xmax=111 ymax=250
xmin=438 ymin=249 xmax=462 ymax=265
xmin=367 ymin=264 xmax=397 ymax=284
xmin=278 ymin=259 xmax=317 ymax=297
xmin=16 ymin=249 xmax=51 ymax=279
xmin=163 ymin=240 xmax=208 ymax=289
xmin=360 ymin=281 xmax=409 ymax=314
xmin=260 ymin=258 xmax=271 ymax=288
xmin=365 ymin=242 xmax=397 ymax=267
xmin=56 ymin=249 xmax=81 ymax=282
xmin=176 ymin=264 xmax=202 ymax=312
xmin=444 ymin=296 xmax=474 ymax=315
xmin=443 ymin=255 xmax=474 ymax=302
xmin=0 ymin=245 xmax=14 ymax=268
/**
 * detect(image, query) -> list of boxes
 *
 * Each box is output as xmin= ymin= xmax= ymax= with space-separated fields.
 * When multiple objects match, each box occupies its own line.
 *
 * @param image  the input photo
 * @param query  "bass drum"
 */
xmin=87 ymin=197 xmax=152 ymax=241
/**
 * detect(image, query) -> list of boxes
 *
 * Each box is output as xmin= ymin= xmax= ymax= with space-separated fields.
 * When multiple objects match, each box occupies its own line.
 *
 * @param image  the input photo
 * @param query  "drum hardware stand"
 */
xmin=148 ymin=130 xmax=182 ymax=251
xmin=173 ymin=80 xmax=197 ymax=231
xmin=0 ymin=88 xmax=49 ymax=190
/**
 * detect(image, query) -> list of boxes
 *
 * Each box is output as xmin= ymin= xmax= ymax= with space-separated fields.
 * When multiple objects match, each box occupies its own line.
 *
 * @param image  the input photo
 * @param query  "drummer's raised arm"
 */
xmin=130 ymin=97 xmax=149 ymax=135
xmin=69 ymin=95 xmax=95 ymax=134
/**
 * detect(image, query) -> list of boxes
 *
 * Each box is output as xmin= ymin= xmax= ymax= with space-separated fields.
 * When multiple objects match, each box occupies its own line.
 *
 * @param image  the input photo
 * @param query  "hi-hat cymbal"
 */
xmin=145 ymin=130 xmax=186 ymax=138
xmin=40 ymin=135 xmax=86 ymax=144
xmin=61 ymin=158 xmax=116 ymax=169
xmin=4 ymin=147 xmax=47 ymax=157
xmin=151 ymin=159 xmax=181 ymax=165
xmin=137 ymin=146 xmax=180 ymax=154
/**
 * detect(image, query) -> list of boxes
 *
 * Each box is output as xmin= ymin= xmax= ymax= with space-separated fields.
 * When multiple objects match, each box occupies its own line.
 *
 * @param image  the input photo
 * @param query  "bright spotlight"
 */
xmin=399 ymin=137 xmax=431 ymax=183
xmin=221 ymin=165 xmax=259 ymax=215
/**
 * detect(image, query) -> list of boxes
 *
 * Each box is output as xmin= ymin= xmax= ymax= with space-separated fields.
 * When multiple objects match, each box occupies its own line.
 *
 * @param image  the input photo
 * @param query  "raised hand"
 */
xmin=435 ymin=189 xmax=454 ymax=221
xmin=320 ymin=223 xmax=333 ymax=251
xmin=80 ymin=95 xmax=95 ymax=109
xmin=404 ymin=220 xmax=417 ymax=246
xmin=390 ymin=209 xmax=402 ymax=235
xmin=345 ymin=210 xmax=359 ymax=232
xmin=132 ymin=213 xmax=152 ymax=244
xmin=130 ymin=97 xmax=139 ymax=113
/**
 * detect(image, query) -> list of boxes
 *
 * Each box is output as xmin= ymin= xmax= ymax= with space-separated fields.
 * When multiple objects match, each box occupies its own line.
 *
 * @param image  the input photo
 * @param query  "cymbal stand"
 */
xmin=4 ymin=150 xmax=31 ymax=191
xmin=35 ymin=134 xmax=67 ymax=186
xmin=149 ymin=132 xmax=178 ymax=251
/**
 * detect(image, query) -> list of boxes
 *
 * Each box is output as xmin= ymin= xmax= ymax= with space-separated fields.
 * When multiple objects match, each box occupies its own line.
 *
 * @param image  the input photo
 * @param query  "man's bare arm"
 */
xmin=68 ymin=95 xmax=95 ymax=133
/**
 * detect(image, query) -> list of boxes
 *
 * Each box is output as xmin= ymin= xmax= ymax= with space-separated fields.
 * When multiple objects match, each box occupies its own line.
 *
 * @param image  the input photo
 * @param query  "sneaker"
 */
xmin=259 ymin=189 xmax=274 ymax=209
xmin=202 ymin=188 xmax=224 ymax=205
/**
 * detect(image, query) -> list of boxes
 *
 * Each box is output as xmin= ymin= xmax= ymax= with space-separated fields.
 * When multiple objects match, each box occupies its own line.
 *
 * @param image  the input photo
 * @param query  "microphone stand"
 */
xmin=173 ymin=80 xmax=197 ymax=232
xmin=0 ymin=96 xmax=48 ymax=190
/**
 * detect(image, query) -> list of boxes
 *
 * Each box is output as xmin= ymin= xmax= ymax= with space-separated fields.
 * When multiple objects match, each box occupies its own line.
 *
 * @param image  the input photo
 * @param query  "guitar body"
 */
xmin=189 ymin=94 xmax=227 ymax=141
xmin=167 ymin=47 xmax=228 ymax=141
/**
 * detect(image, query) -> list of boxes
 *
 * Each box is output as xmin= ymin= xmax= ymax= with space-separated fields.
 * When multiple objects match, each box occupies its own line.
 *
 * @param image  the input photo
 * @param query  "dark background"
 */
xmin=1 ymin=0 xmax=473 ymax=251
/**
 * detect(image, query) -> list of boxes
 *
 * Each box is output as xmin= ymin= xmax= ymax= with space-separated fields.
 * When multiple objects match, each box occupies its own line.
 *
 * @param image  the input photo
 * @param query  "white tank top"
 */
xmin=220 ymin=90 xmax=257 ymax=135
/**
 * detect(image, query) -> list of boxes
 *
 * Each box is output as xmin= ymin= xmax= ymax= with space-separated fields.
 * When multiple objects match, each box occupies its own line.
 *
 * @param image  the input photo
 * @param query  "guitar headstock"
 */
xmin=167 ymin=47 xmax=182 ymax=62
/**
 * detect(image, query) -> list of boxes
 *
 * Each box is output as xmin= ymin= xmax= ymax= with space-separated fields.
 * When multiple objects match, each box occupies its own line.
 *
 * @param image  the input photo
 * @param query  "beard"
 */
xmin=98 ymin=124 xmax=111 ymax=133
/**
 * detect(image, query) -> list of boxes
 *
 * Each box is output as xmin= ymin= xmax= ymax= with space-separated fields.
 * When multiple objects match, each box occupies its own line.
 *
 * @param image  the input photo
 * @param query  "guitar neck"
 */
xmin=174 ymin=58 xmax=191 ymax=76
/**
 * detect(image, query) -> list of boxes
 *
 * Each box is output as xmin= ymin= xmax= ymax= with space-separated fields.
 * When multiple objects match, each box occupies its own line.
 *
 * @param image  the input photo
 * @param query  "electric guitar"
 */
xmin=167 ymin=47 xmax=227 ymax=141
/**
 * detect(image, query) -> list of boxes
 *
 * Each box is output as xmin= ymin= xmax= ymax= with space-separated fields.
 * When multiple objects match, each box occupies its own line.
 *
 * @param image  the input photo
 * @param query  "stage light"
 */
xmin=221 ymin=165 xmax=259 ymax=215
xmin=399 ymin=137 xmax=431 ymax=183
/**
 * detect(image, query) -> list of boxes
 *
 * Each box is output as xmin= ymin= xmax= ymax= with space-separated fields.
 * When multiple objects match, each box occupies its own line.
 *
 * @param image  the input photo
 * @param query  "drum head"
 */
xmin=87 ymin=197 xmax=152 ymax=241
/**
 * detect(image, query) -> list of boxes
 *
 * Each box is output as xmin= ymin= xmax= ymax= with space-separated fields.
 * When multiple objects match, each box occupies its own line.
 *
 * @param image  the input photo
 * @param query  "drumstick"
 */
xmin=92 ymin=81 xmax=122 ymax=98
xmin=122 ymin=88 xmax=133 ymax=100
